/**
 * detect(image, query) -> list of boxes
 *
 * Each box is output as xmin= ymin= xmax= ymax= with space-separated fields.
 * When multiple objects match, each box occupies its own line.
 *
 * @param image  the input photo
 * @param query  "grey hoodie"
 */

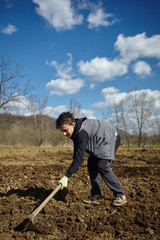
xmin=80 ymin=119 xmax=117 ymax=160
xmin=65 ymin=118 xmax=118 ymax=178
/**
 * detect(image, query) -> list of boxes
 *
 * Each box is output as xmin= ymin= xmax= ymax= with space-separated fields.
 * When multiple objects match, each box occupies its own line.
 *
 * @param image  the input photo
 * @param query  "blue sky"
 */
xmin=0 ymin=0 xmax=160 ymax=120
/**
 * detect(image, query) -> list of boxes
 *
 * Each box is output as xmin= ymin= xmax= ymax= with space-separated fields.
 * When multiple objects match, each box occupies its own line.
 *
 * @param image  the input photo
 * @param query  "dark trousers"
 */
xmin=87 ymin=134 xmax=125 ymax=197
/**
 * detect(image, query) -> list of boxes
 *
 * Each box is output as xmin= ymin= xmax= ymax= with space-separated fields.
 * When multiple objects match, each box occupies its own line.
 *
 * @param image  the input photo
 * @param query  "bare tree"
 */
xmin=113 ymin=104 xmax=121 ymax=130
xmin=113 ymin=100 xmax=130 ymax=146
xmin=153 ymin=116 xmax=160 ymax=145
xmin=102 ymin=106 xmax=114 ymax=124
xmin=106 ymin=87 xmax=156 ymax=147
xmin=69 ymin=98 xmax=81 ymax=117
xmin=129 ymin=89 xmax=155 ymax=147
xmin=28 ymin=96 xmax=50 ymax=146
xmin=0 ymin=56 xmax=32 ymax=112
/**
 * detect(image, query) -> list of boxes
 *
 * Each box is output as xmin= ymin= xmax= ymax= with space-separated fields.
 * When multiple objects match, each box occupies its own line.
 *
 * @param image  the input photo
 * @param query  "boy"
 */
xmin=56 ymin=112 xmax=127 ymax=206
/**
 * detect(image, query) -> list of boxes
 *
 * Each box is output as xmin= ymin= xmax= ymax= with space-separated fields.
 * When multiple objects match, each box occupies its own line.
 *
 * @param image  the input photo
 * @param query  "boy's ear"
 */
xmin=72 ymin=122 xmax=75 ymax=127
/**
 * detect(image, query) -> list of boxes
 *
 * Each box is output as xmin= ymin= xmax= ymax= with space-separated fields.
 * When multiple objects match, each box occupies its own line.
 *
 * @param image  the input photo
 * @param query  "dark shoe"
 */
xmin=83 ymin=194 xmax=103 ymax=204
xmin=112 ymin=195 xmax=127 ymax=206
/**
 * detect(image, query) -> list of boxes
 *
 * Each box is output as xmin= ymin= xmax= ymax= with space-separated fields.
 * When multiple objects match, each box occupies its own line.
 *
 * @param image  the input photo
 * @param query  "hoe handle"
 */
xmin=28 ymin=184 xmax=61 ymax=221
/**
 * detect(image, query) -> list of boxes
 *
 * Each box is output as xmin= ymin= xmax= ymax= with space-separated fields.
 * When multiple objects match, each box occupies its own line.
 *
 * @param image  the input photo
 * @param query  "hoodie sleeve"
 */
xmin=65 ymin=129 xmax=89 ymax=178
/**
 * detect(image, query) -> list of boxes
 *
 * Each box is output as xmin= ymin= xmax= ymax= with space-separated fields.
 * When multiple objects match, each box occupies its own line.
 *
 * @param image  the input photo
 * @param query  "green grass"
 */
xmin=120 ymin=145 xmax=160 ymax=149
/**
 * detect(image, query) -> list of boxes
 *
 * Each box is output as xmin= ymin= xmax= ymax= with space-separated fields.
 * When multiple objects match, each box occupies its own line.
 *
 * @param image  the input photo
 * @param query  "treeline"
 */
xmin=0 ymin=113 xmax=71 ymax=147
xmin=0 ymin=113 xmax=159 ymax=147
xmin=117 ymin=128 xmax=160 ymax=147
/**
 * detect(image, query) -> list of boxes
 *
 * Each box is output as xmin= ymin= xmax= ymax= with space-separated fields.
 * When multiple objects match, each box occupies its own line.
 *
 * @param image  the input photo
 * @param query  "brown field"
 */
xmin=0 ymin=147 xmax=159 ymax=240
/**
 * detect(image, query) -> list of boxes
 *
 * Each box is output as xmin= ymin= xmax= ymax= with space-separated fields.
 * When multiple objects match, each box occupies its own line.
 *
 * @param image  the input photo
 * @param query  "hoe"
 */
xmin=14 ymin=184 xmax=61 ymax=234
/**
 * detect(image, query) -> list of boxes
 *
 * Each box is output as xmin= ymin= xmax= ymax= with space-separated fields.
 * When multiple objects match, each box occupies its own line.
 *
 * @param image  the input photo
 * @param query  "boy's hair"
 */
xmin=56 ymin=112 xmax=75 ymax=129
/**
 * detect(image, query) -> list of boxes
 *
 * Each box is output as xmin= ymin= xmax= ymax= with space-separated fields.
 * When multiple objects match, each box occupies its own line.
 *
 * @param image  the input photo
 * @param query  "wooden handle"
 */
xmin=28 ymin=184 xmax=61 ymax=221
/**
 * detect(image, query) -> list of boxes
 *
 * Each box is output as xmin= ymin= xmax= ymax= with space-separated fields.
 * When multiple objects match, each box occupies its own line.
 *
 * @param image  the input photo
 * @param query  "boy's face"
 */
xmin=60 ymin=122 xmax=75 ymax=138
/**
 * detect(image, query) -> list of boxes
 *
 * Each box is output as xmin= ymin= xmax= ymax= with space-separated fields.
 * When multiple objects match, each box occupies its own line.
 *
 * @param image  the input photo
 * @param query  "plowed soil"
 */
xmin=0 ymin=147 xmax=159 ymax=240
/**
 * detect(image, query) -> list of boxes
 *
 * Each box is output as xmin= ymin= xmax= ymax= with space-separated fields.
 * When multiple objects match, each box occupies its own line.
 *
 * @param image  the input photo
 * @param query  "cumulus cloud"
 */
xmin=92 ymin=87 xmax=127 ymax=108
xmin=115 ymin=33 xmax=160 ymax=63
xmin=50 ymin=53 xmax=74 ymax=80
xmin=1 ymin=24 xmax=18 ymax=35
xmin=79 ymin=109 xmax=96 ymax=119
xmin=43 ymin=105 xmax=96 ymax=119
xmin=87 ymin=8 xmax=116 ymax=29
xmin=32 ymin=0 xmax=117 ymax=31
xmin=44 ymin=105 xmax=68 ymax=118
xmin=46 ymin=78 xmax=84 ymax=96
xmin=32 ymin=0 xmax=83 ymax=31
xmin=4 ymin=97 xmax=96 ymax=119
xmin=78 ymin=57 xmax=128 ymax=81
xmin=46 ymin=54 xmax=84 ymax=95
xmin=5 ymin=89 xmax=159 ymax=121
xmin=143 ymin=89 xmax=160 ymax=110
xmin=95 ymin=88 xmax=160 ymax=133
xmin=2 ymin=96 xmax=31 ymax=116
xmin=77 ymin=33 xmax=160 ymax=82
xmin=132 ymin=61 xmax=152 ymax=77
xmin=92 ymin=87 xmax=160 ymax=116
xmin=76 ymin=0 xmax=90 ymax=10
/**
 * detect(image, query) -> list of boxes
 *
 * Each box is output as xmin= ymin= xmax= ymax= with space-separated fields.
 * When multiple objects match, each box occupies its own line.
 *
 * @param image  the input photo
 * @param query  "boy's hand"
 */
xmin=58 ymin=176 xmax=68 ymax=189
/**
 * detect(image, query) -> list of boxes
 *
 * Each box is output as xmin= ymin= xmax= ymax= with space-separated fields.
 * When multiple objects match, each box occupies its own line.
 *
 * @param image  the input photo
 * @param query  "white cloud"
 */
xmin=44 ymin=105 xmax=96 ymax=119
xmin=46 ymin=78 xmax=84 ymax=96
xmin=143 ymin=89 xmax=160 ymax=110
xmin=92 ymin=88 xmax=160 ymax=116
xmin=79 ymin=109 xmax=96 ymax=119
xmin=106 ymin=89 xmax=160 ymax=133
xmin=115 ymin=33 xmax=160 ymax=63
xmin=77 ymin=33 xmax=160 ymax=82
xmin=32 ymin=0 xmax=83 ymax=31
xmin=1 ymin=24 xmax=18 ymax=35
xmin=93 ymin=87 xmax=127 ymax=108
xmin=44 ymin=105 xmax=68 ymax=118
xmin=32 ymin=0 xmax=118 ymax=31
xmin=50 ymin=53 xmax=74 ymax=80
xmin=46 ymin=54 xmax=84 ymax=95
xmin=3 ymin=96 xmax=31 ymax=116
xmin=87 ymin=8 xmax=116 ymax=29
xmin=90 ymin=83 xmax=95 ymax=89
xmin=77 ymin=0 xmax=90 ymax=10
xmin=78 ymin=57 xmax=128 ymax=81
xmin=3 ymin=95 xmax=96 ymax=119
xmin=132 ymin=61 xmax=152 ymax=76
